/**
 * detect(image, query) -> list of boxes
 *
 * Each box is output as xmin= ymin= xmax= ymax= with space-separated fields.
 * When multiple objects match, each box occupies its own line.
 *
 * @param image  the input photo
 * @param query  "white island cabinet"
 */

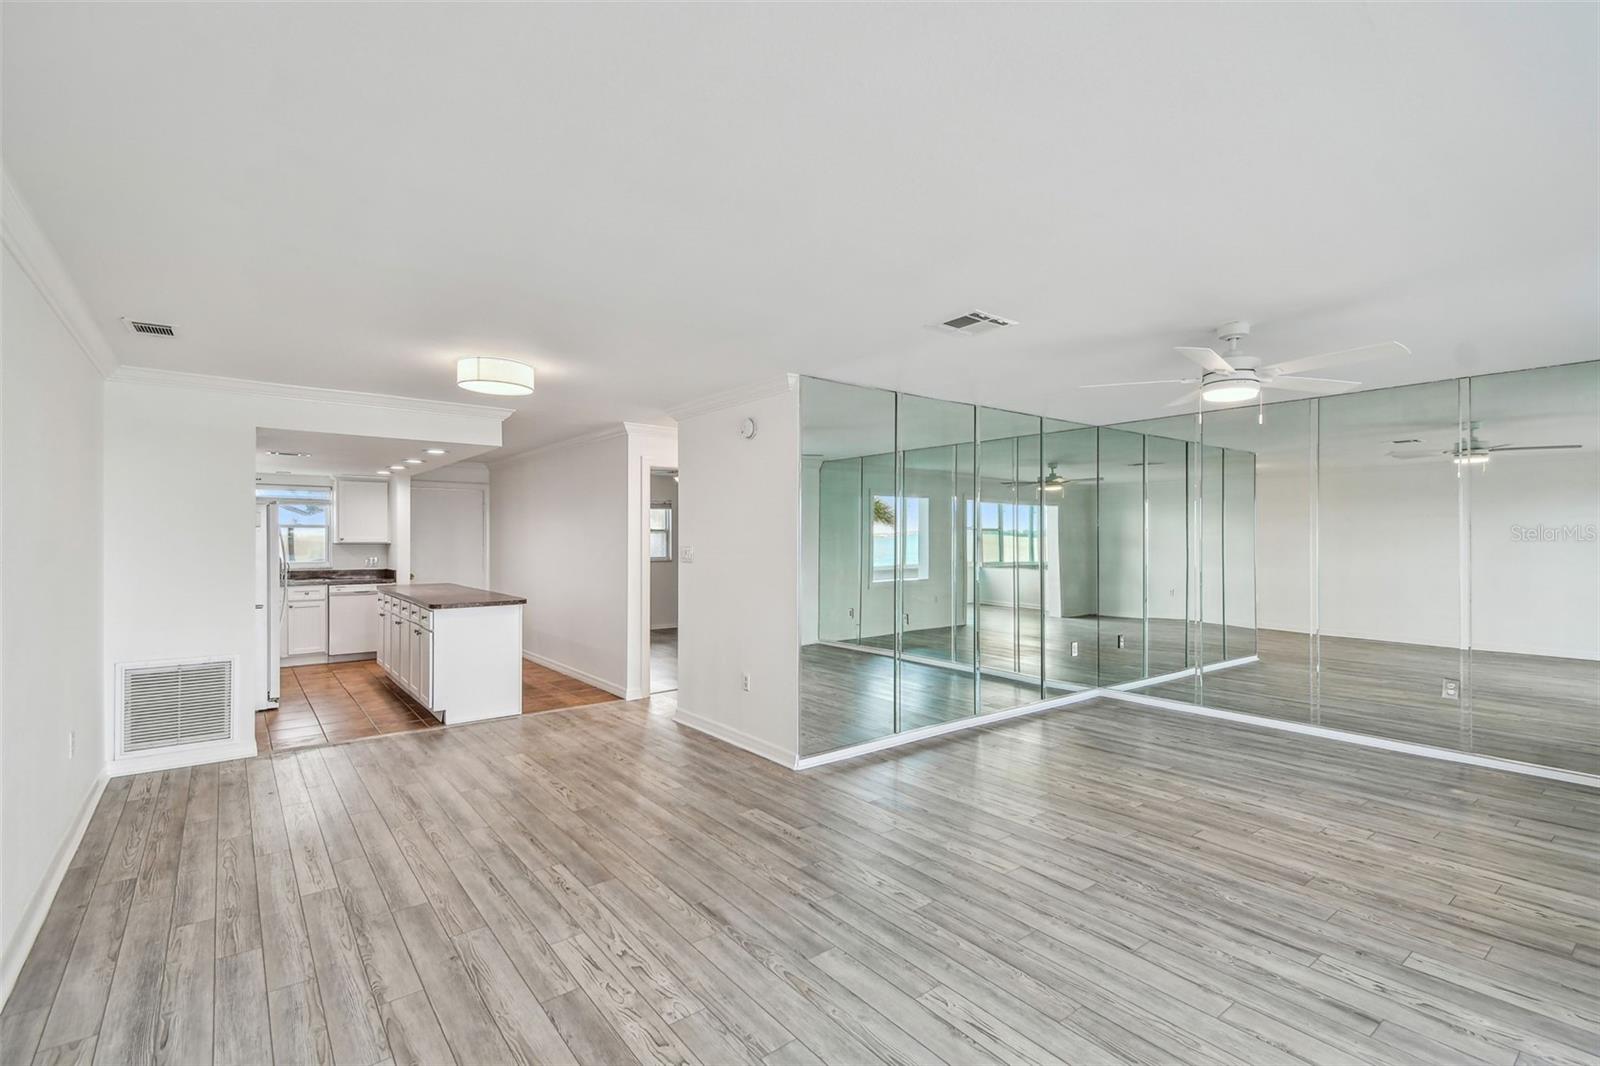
xmin=375 ymin=583 xmax=525 ymax=724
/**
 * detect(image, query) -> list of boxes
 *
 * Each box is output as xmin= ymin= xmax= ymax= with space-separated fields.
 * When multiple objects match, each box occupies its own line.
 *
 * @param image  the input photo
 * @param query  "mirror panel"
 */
xmin=1096 ymin=427 xmax=1146 ymax=684
xmin=799 ymin=377 xmax=897 ymax=756
xmin=1042 ymin=419 xmax=1099 ymax=691
xmin=977 ymin=407 xmax=1044 ymax=712
xmin=1465 ymin=361 xmax=1600 ymax=774
xmin=896 ymin=393 xmax=978 ymax=732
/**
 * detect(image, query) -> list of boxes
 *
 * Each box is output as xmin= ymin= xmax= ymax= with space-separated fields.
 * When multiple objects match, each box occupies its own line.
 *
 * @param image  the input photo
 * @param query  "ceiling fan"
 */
xmin=1000 ymin=461 xmax=1099 ymax=492
xmin=1388 ymin=425 xmax=1583 ymax=466
xmin=1082 ymin=320 xmax=1410 ymax=408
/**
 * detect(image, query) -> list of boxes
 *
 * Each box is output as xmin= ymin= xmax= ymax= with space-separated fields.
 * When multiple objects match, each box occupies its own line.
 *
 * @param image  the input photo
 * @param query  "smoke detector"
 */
xmin=123 ymin=318 xmax=176 ymax=337
xmin=935 ymin=309 xmax=1016 ymax=336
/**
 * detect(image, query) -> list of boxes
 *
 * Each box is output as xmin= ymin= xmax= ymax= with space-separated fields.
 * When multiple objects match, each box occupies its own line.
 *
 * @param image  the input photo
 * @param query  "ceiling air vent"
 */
xmin=118 ymin=659 xmax=233 ymax=756
xmin=935 ymin=309 xmax=1016 ymax=336
xmin=124 ymin=318 xmax=176 ymax=337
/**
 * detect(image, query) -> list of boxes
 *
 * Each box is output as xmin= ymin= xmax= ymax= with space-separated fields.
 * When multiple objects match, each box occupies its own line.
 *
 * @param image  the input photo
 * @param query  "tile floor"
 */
xmin=256 ymin=658 xmax=616 ymax=752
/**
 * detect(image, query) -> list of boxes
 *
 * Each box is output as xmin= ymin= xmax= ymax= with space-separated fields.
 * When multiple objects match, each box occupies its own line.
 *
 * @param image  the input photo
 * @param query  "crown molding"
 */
xmin=486 ymin=424 xmax=630 ymax=467
xmin=665 ymin=373 xmax=797 ymax=421
xmin=107 ymin=365 xmax=515 ymax=422
xmin=1 ymin=171 xmax=119 ymax=379
xmin=622 ymin=421 xmax=677 ymax=439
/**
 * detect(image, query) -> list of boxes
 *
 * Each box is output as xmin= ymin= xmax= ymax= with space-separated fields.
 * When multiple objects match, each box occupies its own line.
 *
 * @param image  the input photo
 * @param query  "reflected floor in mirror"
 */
xmin=1143 ymin=629 xmax=1600 ymax=776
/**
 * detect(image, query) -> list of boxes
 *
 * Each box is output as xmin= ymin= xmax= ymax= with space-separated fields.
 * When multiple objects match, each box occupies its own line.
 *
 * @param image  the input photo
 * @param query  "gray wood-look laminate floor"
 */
xmin=4 ymin=693 xmax=1598 ymax=1065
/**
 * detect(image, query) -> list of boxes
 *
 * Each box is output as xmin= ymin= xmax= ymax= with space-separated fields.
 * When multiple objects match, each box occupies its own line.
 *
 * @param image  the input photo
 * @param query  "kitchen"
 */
xmin=254 ymin=428 xmax=530 ymax=749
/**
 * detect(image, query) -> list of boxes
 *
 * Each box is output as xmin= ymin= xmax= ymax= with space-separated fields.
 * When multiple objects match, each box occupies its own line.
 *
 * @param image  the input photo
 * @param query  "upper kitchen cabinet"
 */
xmin=334 ymin=477 xmax=391 ymax=543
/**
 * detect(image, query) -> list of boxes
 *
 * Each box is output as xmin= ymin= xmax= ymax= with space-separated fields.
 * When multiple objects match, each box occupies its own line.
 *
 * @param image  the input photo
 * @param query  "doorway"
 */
xmin=649 ymin=468 xmax=678 ymax=693
xmin=411 ymin=481 xmax=488 ymax=585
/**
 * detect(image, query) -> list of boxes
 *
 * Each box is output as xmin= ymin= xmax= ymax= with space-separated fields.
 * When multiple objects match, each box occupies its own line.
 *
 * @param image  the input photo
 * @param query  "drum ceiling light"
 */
xmin=456 ymin=356 xmax=535 ymax=396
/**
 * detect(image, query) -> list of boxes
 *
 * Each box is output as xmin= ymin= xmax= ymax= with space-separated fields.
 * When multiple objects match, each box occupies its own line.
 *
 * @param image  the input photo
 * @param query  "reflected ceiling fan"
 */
xmin=1000 ymin=462 xmax=1099 ymax=492
xmin=1082 ymin=320 xmax=1410 ymax=409
xmin=1388 ymin=424 xmax=1583 ymax=466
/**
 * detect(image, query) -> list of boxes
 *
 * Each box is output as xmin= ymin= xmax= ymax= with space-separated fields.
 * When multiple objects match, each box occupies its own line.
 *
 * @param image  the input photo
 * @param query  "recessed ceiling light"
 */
xmin=456 ymin=356 xmax=535 ymax=396
xmin=376 ymin=470 xmax=391 ymax=476
xmin=404 ymin=458 xmax=423 ymax=465
xmin=389 ymin=464 xmax=405 ymax=470
xmin=425 ymin=448 xmax=447 ymax=455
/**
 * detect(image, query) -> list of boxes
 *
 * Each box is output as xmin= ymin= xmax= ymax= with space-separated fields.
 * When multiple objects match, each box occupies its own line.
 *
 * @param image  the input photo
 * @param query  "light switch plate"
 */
xmin=681 ymin=546 xmax=694 ymax=563
xmin=1070 ymin=641 xmax=1080 ymax=657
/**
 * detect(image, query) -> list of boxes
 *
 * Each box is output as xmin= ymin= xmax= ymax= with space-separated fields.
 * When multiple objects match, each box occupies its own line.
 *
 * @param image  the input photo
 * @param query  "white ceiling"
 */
xmin=255 ymin=428 xmax=490 ymax=478
xmin=4 ymin=4 xmax=1595 ymax=457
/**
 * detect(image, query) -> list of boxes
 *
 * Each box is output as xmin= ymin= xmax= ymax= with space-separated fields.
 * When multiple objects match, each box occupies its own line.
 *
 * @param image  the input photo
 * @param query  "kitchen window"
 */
xmin=649 ymin=505 xmax=673 ymax=561
xmin=257 ymin=484 xmax=332 ymax=566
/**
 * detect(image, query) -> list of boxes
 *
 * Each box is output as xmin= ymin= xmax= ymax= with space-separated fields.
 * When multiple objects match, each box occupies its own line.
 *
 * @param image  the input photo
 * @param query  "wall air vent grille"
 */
xmin=125 ymin=319 xmax=176 ymax=336
xmin=119 ymin=659 xmax=232 ymax=755
xmin=936 ymin=309 xmax=1016 ymax=336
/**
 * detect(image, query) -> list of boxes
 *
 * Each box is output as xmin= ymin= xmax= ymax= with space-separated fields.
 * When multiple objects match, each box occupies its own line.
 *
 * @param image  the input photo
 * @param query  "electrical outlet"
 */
xmin=742 ymin=673 xmax=751 ymax=692
xmin=1070 ymin=641 xmax=1080 ymax=657
xmin=1440 ymin=678 xmax=1459 ymax=700
xmin=681 ymin=546 xmax=695 ymax=564
xmin=1116 ymin=634 xmax=1125 ymax=650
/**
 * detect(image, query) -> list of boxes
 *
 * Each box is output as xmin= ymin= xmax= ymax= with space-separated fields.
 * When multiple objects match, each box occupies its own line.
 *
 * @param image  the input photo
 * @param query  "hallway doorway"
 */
xmin=649 ymin=467 xmax=678 ymax=693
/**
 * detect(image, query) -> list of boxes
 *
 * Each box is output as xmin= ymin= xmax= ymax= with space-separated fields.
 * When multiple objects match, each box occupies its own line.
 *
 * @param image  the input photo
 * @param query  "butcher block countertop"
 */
xmin=376 ymin=583 xmax=527 ymax=609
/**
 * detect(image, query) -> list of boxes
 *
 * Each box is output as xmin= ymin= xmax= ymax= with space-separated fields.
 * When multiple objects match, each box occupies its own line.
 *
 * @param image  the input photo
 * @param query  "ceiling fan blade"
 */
xmin=1175 ymin=346 xmax=1235 ymax=373
xmin=1263 ymin=340 xmax=1410 ymax=376
xmin=1078 ymin=378 xmax=1196 ymax=389
xmin=1487 ymin=444 xmax=1583 ymax=452
xmin=1164 ymin=388 xmax=1205 ymax=408
xmin=1386 ymin=448 xmax=1442 ymax=460
xmin=1262 ymin=376 xmax=1361 ymax=395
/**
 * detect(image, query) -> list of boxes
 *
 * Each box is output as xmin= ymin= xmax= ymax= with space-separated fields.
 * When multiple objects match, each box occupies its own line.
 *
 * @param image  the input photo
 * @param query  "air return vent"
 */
xmin=124 ymin=319 xmax=176 ymax=337
xmin=935 ymin=309 xmax=1016 ymax=336
xmin=118 ymin=659 xmax=233 ymax=755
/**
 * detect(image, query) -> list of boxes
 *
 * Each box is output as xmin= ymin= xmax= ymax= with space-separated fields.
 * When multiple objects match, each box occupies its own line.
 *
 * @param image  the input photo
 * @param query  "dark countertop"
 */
xmin=377 ymin=583 xmax=527 ymax=609
xmin=288 ymin=568 xmax=395 ymax=586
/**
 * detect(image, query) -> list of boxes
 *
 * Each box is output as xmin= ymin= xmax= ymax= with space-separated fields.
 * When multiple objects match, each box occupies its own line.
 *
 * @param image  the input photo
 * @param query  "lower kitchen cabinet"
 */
xmin=376 ymin=589 xmax=521 ymax=724
xmin=283 ymin=594 xmax=328 ymax=657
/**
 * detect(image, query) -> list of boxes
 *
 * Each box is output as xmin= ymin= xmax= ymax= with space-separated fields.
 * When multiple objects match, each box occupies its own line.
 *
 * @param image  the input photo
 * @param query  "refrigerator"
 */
xmin=255 ymin=501 xmax=285 ymax=708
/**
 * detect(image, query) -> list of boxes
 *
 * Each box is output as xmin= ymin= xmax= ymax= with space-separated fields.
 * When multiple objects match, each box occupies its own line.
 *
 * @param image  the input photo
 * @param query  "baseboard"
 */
xmin=1101 ymin=689 xmax=1600 ymax=789
xmin=107 ymin=737 xmax=259 ymax=777
xmin=521 ymin=649 xmax=628 ymax=699
xmin=0 ymin=771 xmax=108 ymax=1006
xmin=793 ymin=689 xmax=1102 ymax=770
xmin=673 ymin=708 xmax=796 ymax=768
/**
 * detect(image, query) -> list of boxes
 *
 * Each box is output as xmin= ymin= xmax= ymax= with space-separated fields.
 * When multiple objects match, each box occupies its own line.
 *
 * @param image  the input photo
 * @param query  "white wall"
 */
xmin=1 ymin=245 xmax=106 ymax=998
xmin=102 ymin=374 xmax=504 ymax=774
xmin=650 ymin=473 xmax=679 ymax=629
xmin=490 ymin=433 xmax=631 ymax=694
xmin=677 ymin=382 xmax=800 ymax=765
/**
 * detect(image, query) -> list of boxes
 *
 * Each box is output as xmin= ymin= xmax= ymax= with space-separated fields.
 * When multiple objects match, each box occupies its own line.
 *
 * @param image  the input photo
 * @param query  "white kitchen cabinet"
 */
xmin=376 ymin=596 xmax=390 ymax=669
xmin=284 ymin=600 xmax=328 ymax=656
xmin=376 ymin=586 xmax=520 ymax=724
xmin=335 ymin=478 xmax=391 ymax=544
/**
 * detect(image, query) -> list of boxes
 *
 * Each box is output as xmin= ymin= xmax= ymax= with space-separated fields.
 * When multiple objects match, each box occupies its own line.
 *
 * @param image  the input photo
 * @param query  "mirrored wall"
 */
xmin=801 ymin=361 xmax=1598 ymax=775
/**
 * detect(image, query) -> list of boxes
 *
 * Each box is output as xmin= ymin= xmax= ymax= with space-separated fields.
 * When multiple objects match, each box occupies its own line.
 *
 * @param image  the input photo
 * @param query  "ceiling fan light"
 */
xmin=1454 ymin=453 xmax=1491 ymax=465
xmin=456 ymin=356 xmax=535 ymax=396
xmin=1201 ymin=380 xmax=1262 ymax=404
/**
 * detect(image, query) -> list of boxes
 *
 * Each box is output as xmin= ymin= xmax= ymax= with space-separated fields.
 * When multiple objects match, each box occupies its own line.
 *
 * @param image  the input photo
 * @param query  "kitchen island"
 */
xmin=375 ymin=583 xmax=525 ymax=724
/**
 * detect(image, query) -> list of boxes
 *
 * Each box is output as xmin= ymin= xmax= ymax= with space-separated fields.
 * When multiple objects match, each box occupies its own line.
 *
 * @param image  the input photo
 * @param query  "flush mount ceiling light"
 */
xmin=425 ymin=448 xmax=447 ymax=455
xmin=456 ymin=356 xmax=535 ymax=396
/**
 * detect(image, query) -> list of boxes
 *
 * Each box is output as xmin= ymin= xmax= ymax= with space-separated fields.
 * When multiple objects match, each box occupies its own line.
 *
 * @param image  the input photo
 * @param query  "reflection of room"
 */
xmin=799 ymin=361 xmax=1600 ymax=775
